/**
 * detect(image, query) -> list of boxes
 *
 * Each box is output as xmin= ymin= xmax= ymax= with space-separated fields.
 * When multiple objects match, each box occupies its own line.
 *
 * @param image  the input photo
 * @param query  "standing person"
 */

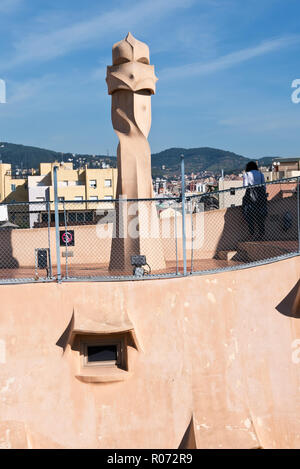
xmin=242 ymin=161 xmax=268 ymax=239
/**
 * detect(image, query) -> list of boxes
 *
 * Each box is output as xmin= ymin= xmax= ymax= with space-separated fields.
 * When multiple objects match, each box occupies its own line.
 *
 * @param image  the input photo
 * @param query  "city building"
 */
xmin=154 ymin=177 xmax=167 ymax=195
xmin=0 ymin=163 xmax=28 ymax=204
xmin=28 ymin=162 xmax=118 ymax=228
xmin=0 ymin=162 xmax=118 ymax=228
xmin=261 ymin=157 xmax=300 ymax=181
xmin=218 ymin=177 xmax=244 ymax=209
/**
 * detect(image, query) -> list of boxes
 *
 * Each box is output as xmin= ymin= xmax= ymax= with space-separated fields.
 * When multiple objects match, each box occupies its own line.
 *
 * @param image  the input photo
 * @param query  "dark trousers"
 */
xmin=243 ymin=190 xmax=267 ymax=239
xmin=246 ymin=207 xmax=266 ymax=238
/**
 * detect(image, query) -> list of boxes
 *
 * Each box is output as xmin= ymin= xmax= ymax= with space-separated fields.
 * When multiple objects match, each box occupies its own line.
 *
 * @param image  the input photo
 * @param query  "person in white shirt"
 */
xmin=242 ymin=161 xmax=268 ymax=239
xmin=243 ymin=167 xmax=265 ymax=187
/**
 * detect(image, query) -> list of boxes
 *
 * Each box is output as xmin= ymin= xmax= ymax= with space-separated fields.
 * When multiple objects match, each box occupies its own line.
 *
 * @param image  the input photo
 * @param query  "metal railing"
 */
xmin=188 ymin=176 xmax=300 ymax=275
xmin=0 ymin=176 xmax=299 ymax=284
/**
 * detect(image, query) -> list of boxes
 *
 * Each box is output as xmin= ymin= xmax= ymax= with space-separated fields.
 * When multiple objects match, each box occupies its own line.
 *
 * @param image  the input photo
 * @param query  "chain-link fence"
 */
xmin=58 ymin=198 xmax=180 ymax=279
xmin=189 ymin=177 xmax=300 ymax=274
xmin=0 ymin=177 xmax=299 ymax=283
xmin=0 ymin=201 xmax=54 ymax=282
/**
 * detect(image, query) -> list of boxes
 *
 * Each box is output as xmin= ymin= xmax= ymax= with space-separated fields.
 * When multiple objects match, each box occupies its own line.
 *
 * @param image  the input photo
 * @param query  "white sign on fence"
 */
xmin=0 ymin=205 xmax=8 ymax=222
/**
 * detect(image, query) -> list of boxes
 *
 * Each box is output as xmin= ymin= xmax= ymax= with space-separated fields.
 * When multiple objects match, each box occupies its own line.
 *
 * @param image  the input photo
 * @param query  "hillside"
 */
xmin=0 ymin=142 xmax=275 ymax=177
xmin=151 ymin=147 xmax=250 ymax=177
xmin=0 ymin=142 xmax=114 ymax=169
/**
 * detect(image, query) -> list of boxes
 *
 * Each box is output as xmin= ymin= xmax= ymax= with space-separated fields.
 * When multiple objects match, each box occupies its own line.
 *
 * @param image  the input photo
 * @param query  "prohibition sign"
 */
xmin=60 ymin=230 xmax=75 ymax=246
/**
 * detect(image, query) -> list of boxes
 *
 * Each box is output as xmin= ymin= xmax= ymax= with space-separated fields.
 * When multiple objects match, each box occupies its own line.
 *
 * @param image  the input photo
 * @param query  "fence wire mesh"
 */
xmin=189 ymin=177 xmax=300 ymax=274
xmin=59 ymin=198 xmax=180 ymax=279
xmin=0 ymin=201 xmax=53 ymax=282
xmin=0 ymin=177 xmax=299 ymax=283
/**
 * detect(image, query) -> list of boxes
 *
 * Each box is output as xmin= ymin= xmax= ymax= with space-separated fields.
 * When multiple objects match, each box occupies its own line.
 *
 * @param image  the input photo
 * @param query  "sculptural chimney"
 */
xmin=106 ymin=33 xmax=165 ymax=272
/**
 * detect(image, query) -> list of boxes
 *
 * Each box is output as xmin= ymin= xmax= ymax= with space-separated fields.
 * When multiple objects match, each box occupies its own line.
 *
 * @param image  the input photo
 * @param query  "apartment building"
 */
xmin=218 ymin=178 xmax=245 ymax=209
xmin=262 ymin=157 xmax=300 ymax=181
xmin=0 ymin=163 xmax=28 ymax=204
xmin=0 ymin=162 xmax=117 ymax=228
xmin=28 ymin=162 xmax=118 ymax=227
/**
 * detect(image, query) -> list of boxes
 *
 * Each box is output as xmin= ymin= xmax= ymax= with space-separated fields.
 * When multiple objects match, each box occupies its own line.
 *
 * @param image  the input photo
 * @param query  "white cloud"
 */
xmin=4 ymin=0 xmax=194 ymax=69
xmin=8 ymin=74 xmax=57 ymax=104
xmin=159 ymin=35 xmax=300 ymax=80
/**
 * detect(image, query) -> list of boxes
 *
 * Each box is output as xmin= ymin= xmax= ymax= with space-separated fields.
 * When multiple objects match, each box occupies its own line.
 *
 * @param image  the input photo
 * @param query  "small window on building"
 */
xmin=41 ymin=213 xmax=48 ymax=224
xmin=11 ymin=184 xmax=16 ymax=192
xmin=85 ymin=211 xmax=93 ymax=223
xmin=104 ymin=195 xmax=113 ymax=200
xmin=68 ymin=212 xmax=76 ymax=224
xmin=89 ymin=196 xmax=98 ymax=201
xmin=80 ymin=335 xmax=126 ymax=370
xmin=89 ymin=179 xmax=97 ymax=189
xmin=36 ymin=197 xmax=45 ymax=202
xmin=87 ymin=345 xmax=118 ymax=365
xmin=74 ymin=196 xmax=83 ymax=201
xmin=77 ymin=212 xmax=84 ymax=223
xmin=59 ymin=212 xmax=65 ymax=225
xmin=104 ymin=179 xmax=112 ymax=187
xmin=230 ymin=188 xmax=235 ymax=195
xmin=58 ymin=196 xmax=65 ymax=202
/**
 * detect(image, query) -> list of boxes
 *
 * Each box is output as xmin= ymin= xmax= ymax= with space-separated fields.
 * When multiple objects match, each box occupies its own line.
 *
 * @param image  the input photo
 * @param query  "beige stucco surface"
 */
xmin=0 ymin=255 xmax=299 ymax=449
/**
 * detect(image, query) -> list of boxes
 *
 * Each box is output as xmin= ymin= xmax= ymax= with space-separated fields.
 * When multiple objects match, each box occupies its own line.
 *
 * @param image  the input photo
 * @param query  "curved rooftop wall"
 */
xmin=0 ymin=255 xmax=299 ymax=448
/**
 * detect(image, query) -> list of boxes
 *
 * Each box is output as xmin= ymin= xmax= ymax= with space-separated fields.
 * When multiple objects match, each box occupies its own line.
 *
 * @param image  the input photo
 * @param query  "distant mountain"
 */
xmin=0 ymin=142 xmax=114 ymax=169
xmin=0 ymin=142 xmax=276 ymax=178
xmin=151 ymin=147 xmax=250 ymax=177
xmin=258 ymin=156 xmax=280 ymax=166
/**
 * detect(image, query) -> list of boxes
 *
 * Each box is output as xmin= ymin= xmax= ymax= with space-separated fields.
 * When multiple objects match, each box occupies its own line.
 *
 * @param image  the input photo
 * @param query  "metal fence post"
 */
xmin=181 ymin=154 xmax=187 ymax=275
xmin=191 ymin=200 xmax=194 ymax=274
xmin=175 ymin=207 xmax=179 ymax=275
xmin=53 ymin=165 xmax=62 ymax=282
xmin=47 ymin=200 xmax=53 ymax=278
xmin=63 ymin=200 xmax=68 ymax=278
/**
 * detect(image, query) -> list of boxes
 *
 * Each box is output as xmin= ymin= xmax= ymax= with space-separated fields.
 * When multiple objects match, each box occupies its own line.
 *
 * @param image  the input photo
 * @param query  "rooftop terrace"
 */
xmin=0 ymin=177 xmax=299 ymax=284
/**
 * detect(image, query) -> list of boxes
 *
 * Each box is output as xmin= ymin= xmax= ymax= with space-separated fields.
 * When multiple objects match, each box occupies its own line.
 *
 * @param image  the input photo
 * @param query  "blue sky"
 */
xmin=0 ymin=0 xmax=300 ymax=158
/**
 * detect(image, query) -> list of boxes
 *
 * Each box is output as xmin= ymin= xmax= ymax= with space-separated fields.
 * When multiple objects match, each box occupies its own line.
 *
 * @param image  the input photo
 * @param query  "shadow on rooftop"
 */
xmin=276 ymin=280 xmax=300 ymax=318
xmin=178 ymin=416 xmax=196 ymax=449
xmin=0 ymin=228 xmax=19 ymax=269
xmin=56 ymin=311 xmax=75 ymax=353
